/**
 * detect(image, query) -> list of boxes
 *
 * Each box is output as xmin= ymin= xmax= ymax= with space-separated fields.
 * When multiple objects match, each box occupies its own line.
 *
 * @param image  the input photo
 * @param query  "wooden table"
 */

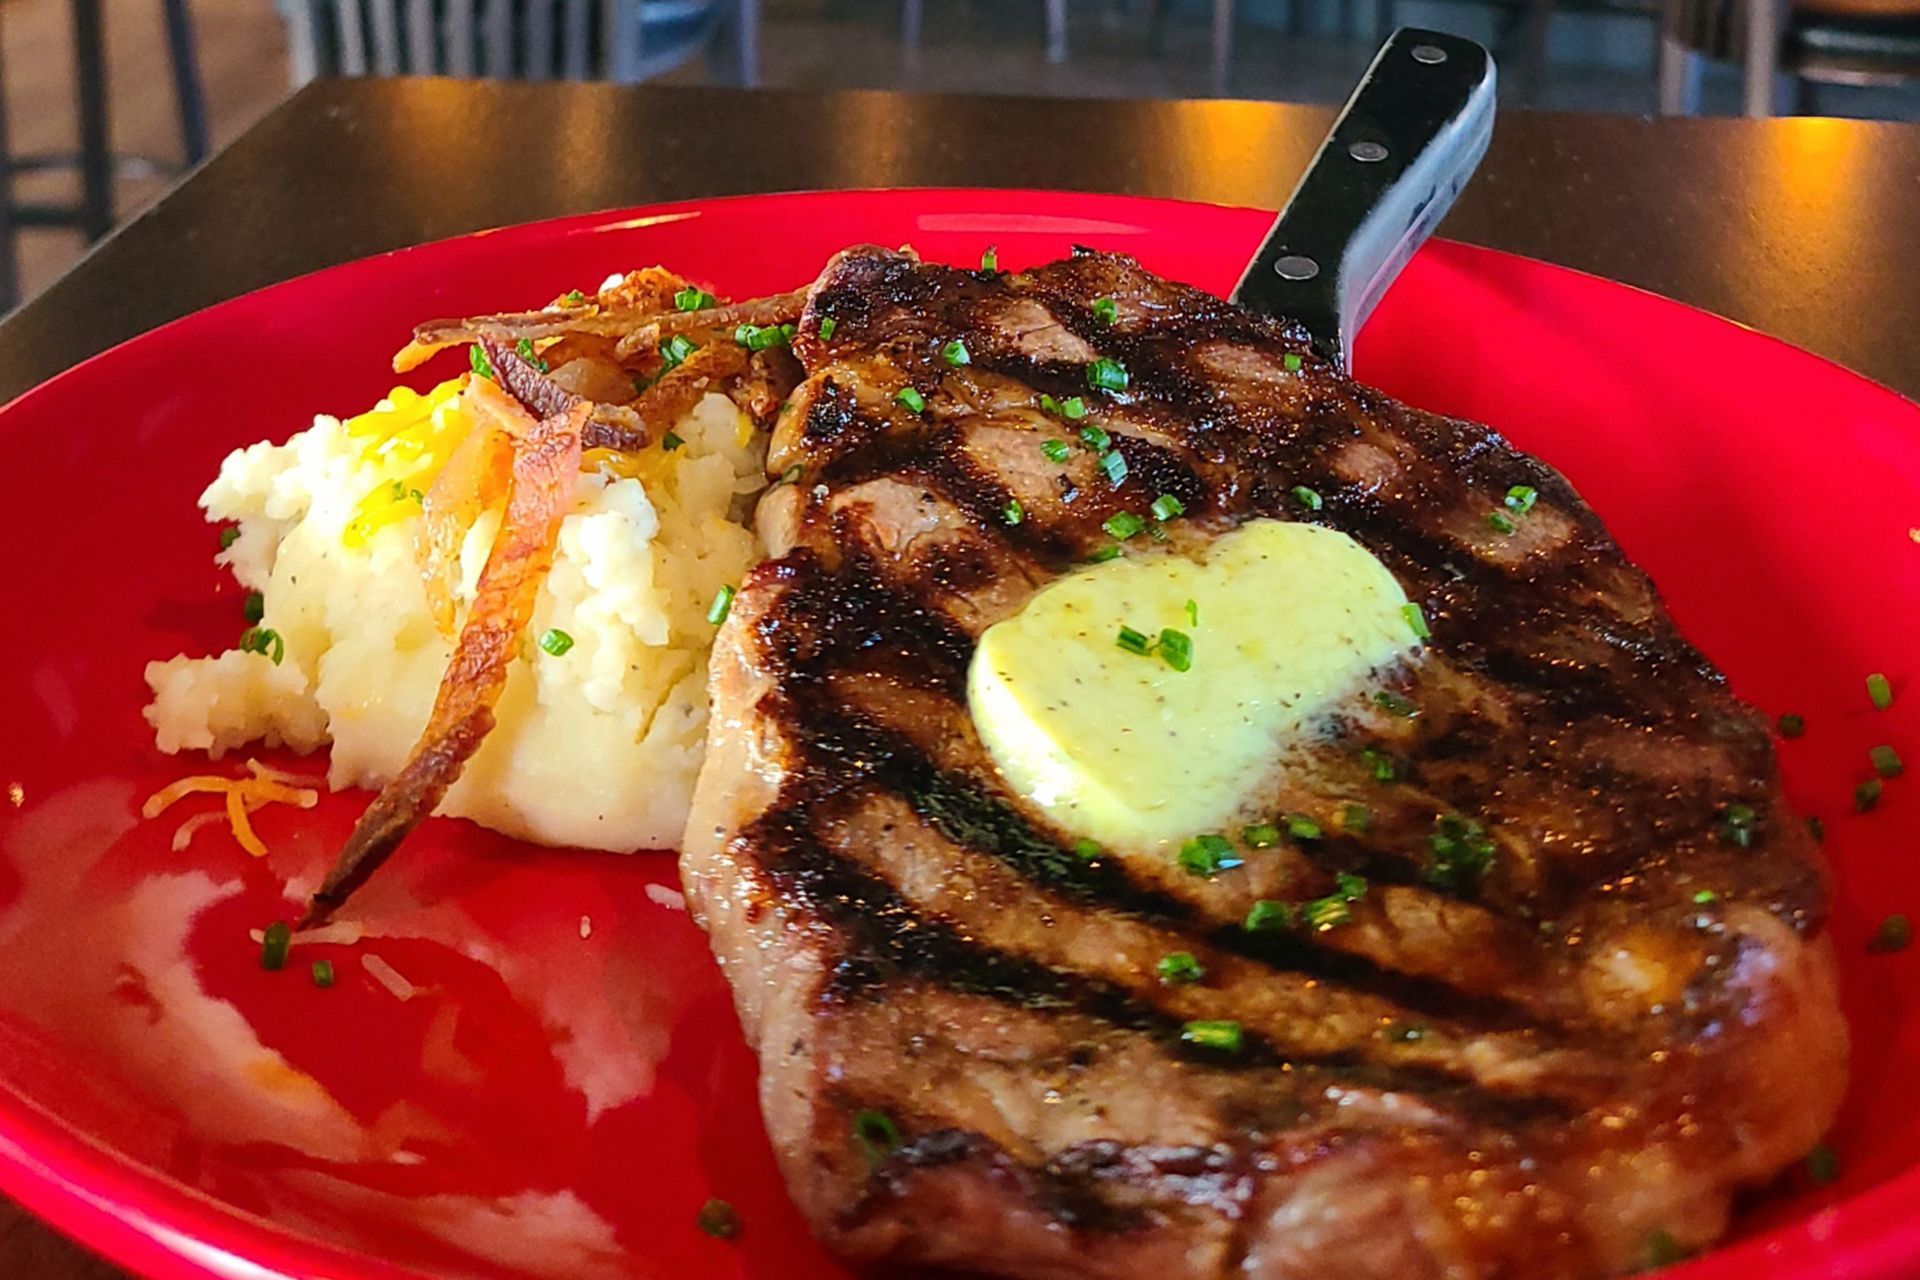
xmin=3 ymin=76 xmax=1918 ymax=1278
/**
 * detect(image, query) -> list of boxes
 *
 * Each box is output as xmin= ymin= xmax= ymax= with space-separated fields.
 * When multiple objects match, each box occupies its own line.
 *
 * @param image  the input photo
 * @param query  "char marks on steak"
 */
xmin=680 ymin=246 xmax=1847 ymax=1280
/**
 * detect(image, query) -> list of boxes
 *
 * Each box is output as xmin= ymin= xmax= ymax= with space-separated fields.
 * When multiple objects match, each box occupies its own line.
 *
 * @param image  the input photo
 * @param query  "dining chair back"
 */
xmin=275 ymin=0 xmax=757 ymax=85
xmin=1659 ymin=0 xmax=1920 ymax=113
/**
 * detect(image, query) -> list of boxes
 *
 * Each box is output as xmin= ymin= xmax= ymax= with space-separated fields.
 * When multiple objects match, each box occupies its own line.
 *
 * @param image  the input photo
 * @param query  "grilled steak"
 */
xmin=680 ymin=246 xmax=1847 ymax=1280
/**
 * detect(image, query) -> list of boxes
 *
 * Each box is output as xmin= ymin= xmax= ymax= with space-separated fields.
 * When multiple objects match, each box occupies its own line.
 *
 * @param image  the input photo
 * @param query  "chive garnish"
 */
xmin=1720 ymin=802 xmax=1757 ymax=848
xmin=1086 ymin=543 xmax=1122 ymax=563
xmin=660 ymin=333 xmax=697 ymax=369
xmin=1242 ymin=823 xmax=1281 ymax=848
xmin=1303 ymin=894 xmax=1353 ymax=931
xmin=1290 ymin=485 xmax=1322 ymax=511
xmin=311 ymin=959 xmax=335 ymax=988
xmin=980 ymin=246 xmax=999 ymax=272
xmin=1092 ymin=297 xmax=1118 ymax=325
xmin=1042 ymin=394 xmax=1089 ymax=420
xmin=1778 ymin=713 xmax=1805 ymax=738
xmin=1341 ymin=802 xmax=1370 ymax=832
xmin=818 ymin=316 xmax=837 ymax=341
xmin=1856 ymin=779 xmax=1884 ymax=812
xmin=538 ymin=628 xmax=574 ymax=657
xmin=1157 ymin=628 xmax=1193 ymax=672
xmin=1645 ymin=1231 xmax=1688 ymax=1268
xmin=1361 ymin=747 xmax=1398 ymax=781
xmin=219 ymin=525 xmax=240 ymax=551
xmin=1284 ymin=813 xmax=1321 ymax=840
xmin=260 ymin=922 xmax=291 ymax=971
xmin=1156 ymin=951 xmax=1204 ymax=985
xmin=1872 ymin=745 xmax=1904 ymax=778
xmin=1078 ymin=424 xmax=1111 ymax=451
xmin=1185 ymin=598 xmax=1199 ymax=626
xmin=1178 ymin=834 xmax=1241 ymax=877
xmin=696 ymin=1199 xmax=741 ymax=1240
xmin=1402 ymin=603 xmax=1431 ymax=641
xmin=735 ymin=323 xmax=796 ymax=351
xmin=469 ymin=345 xmax=494 ymax=380
xmin=1100 ymin=449 xmax=1128 ymax=486
xmin=239 ymin=626 xmax=284 ymax=665
xmin=1870 ymin=913 xmax=1912 ymax=953
xmin=514 ymin=336 xmax=549 ymax=372
xmin=1426 ymin=816 xmax=1494 ymax=891
xmin=242 ymin=591 xmax=265 ymax=624
xmin=562 ymin=289 xmax=587 ymax=305
xmin=1505 ymin=485 xmax=1539 ymax=514
xmin=894 ymin=386 xmax=926 ymax=413
xmin=1041 ymin=438 xmax=1071 ymax=463
xmin=1693 ymin=889 xmax=1718 ymax=905
xmin=1086 ymin=358 xmax=1129 ymax=393
xmin=1869 ymin=672 xmax=1895 ymax=710
xmin=674 ymin=286 xmax=717 ymax=311
xmin=942 ymin=339 xmax=971 ymax=366
xmin=1487 ymin=510 xmax=1515 ymax=534
xmin=1180 ymin=1020 xmax=1243 ymax=1052
xmin=1116 ymin=625 xmax=1153 ymax=656
xmin=1150 ymin=494 xmax=1185 ymax=521
xmin=1072 ymin=838 xmax=1103 ymax=859
xmin=1003 ymin=498 xmax=1025 ymax=526
xmin=1103 ymin=512 xmax=1145 ymax=540
xmin=1373 ymin=690 xmax=1418 ymax=717
xmin=1282 ymin=352 xmax=1303 ymax=373
xmin=852 ymin=1109 xmax=901 ymax=1165
xmin=707 ymin=585 xmax=737 ymax=625
xmin=661 ymin=431 xmax=685 ymax=451
xmin=1245 ymin=900 xmax=1292 ymax=932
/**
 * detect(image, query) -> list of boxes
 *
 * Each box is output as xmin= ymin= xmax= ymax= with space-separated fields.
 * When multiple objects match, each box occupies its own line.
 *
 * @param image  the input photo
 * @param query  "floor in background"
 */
xmin=1 ymin=0 xmax=1914 ymax=306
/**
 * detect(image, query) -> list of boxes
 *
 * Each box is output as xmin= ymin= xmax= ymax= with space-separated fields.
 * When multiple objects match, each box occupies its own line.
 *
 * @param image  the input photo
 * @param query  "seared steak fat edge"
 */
xmin=680 ymin=246 xmax=1846 ymax=1280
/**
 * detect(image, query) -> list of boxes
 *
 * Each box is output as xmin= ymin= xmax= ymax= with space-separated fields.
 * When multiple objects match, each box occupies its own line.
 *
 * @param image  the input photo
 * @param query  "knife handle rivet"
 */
xmin=1411 ymin=43 xmax=1447 ymax=64
xmin=1273 ymin=254 xmax=1320 ymax=281
xmin=1348 ymin=140 xmax=1388 ymax=163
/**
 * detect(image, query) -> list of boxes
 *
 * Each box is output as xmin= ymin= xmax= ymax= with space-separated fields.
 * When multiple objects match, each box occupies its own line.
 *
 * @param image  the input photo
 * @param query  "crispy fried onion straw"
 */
xmin=304 ymin=389 xmax=589 ymax=924
xmin=612 ymin=289 xmax=808 ymax=360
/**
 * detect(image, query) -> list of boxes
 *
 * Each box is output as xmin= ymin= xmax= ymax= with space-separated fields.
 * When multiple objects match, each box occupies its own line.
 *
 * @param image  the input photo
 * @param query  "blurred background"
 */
xmin=2 ymin=0 xmax=1916 ymax=306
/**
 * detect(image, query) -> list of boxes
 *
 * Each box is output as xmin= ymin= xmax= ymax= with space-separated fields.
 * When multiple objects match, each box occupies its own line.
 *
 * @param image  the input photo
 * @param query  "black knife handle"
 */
xmin=1230 ymin=28 xmax=1496 ymax=372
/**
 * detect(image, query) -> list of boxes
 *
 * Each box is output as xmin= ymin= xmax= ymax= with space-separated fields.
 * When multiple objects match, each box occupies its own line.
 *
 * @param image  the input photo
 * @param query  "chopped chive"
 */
xmin=538 ymin=628 xmax=575 ymax=657
xmin=1116 ymin=625 xmax=1153 ymax=656
xmin=1505 ymin=485 xmax=1539 ymax=514
xmin=1242 ymin=823 xmax=1281 ymax=848
xmin=661 ymin=431 xmax=685 ymax=452
xmin=1290 ymin=485 xmax=1322 ymax=511
xmin=311 ymin=959 xmax=335 ymax=988
xmin=1870 ymin=913 xmax=1911 ymax=954
xmin=1180 ymin=1019 xmax=1243 ymax=1052
xmin=735 ymin=323 xmax=795 ymax=351
xmin=1092 ymin=297 xmax=1118 ymax=325
xmin=1720 ymin=802 xmax=1757 ymax=848
xmin=1245 ymin=899 xmax=1293 ymax=932
xmin=1302 ymin=894 xmax=1353 ymax=931
xmin=1156 ymin=951 xmax=1204 ymax=985
xmin=1042 ymin=394 xmax=1089 ymax=420
xmin=696 ymin=1198 xmax=741 ymax=1240
xmin=1086 ymin=543 xmax=1122 ymax=563
xmin=1185 ymin=598 xmax=1199 ymax=626
xmin=1806 ymin=1143 xmax=1839 ymax=1187
xmin=1487 ymin=510 xmax=1515 ymax=534
xmin=1645 ymin=1231 xmax=1688 ymax=1269
xmin=562 ymin=289 xmax=587 ymax=305
xmin=1077 ymin=423 xmax=1111 ymax=451
xmin=1178 ymin=834 xmax=1241 ymax=877
xmin=818 ymin=316 xmax=837 ymax=341
xmin=1869 ymin=672 xmax=1895 ymax=710
xmin=662 ymin=334 xmax=699 ymax=369
xmin=242 ymin=591 xmax=265 ymax=623
xmin=674 ymin=285 xmax=717 ymax=311
xmin=1003 ymin=498 xmax=1025 ymax=526
xmin=1427 ymin=815 xmax=1495 ymax=892
xmin=1284 ymin=813 xmax=1321 ymax=840
xmin=1103 ymin=512 xmax=1145 ymax=540
xmin=941 ymin=339 xmax=971 ymax=367
xmin=1872 ymin=744 xmax=1904 ymax=778
xmin=219 ymin=525 xmax=241 ymax=551
xmin=1373 ymin=690 xmax=1418 ymax=718
xmin=469 ymin=345 xmax=494 ymax=380
xmin=515 ymin=337 xmax=549 ymax=373
xmin=1856 ymin=778 xmax=1884 ymax=812
xmin=1157 ymin=628 xmax=1193 ymax=672
xmin=1086 ymin=358 xmax=1130 ymax=393
xmin=260 ymin=921 xmax=291 ymax=971
xmin=239 ymin=626 xmax=285 ymax=666
xmin=1282 ymin=352 xmax=1303 ymax=373
xmin=779 ymin=464 xmax=804 ymax=485
xmin=1150 ymin=493 xmax=1185 ymax=521
xmin=1693 ymin=889 xmax=1718 ymax=905
xmin=1778 ymin=713 xmax=1805 ymax=738
xmin=894 ymin=386 xmax=927 ymax=413
xmin=980 ymin=246 xmax=998 ymax=272
xmin=852 ymin=1109 xmax=901 ymax=1165
xmin=1072 ymin=838 xmax=1103 ymax=859
xmin=1040 ymin=438 xmax=1071 ymax=463
xmin=707 ymin=585 xmax=737 ymax=625
xmin=1402 ymin=603 xmax=1431 ymax=641
xmin=1361 ymin=747 xmax=1398 ymax=782
xmin=1100 ymin=449 xmax=1128 ymax=486
xmin=1341 ymin=802 xmax=1370 ymax=832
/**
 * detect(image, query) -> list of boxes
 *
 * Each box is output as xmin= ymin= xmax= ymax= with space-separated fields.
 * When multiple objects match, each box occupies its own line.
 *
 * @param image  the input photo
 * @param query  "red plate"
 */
xmin=0 ymin=189 xmax=1915 ymax=1280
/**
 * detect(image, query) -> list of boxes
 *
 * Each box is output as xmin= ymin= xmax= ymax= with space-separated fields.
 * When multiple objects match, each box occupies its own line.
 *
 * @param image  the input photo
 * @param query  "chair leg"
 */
xmin=1657 ymin=36 xmax=1703 ymax=113
xmin=1517 ymin=0 xmax=1554 ymax=105
xmin=1212 ymin=0 xmax=1233 ymax=94
xmin=1741 ymin=0 xmax=1784 ymax=117
xmin=71 ymin=0 xmax=112 ymax=242
xmin=735 ymin=0 xmax=760 ymax=86
xmin=162 ymin=0 xmax=210 ymax=163
xmin=0 ymin=3 xmax=18 ymax=312
xmin=1046 ymin=0 xmax=1068 ymax=63
xmin=1792 ymin=73 xmax=1819 ymax=115
xmin=902 ymin=0 xmax=922 ymax=46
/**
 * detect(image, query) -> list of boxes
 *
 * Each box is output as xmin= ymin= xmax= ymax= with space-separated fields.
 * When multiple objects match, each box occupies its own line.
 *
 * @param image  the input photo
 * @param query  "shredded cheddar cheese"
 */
xmin=342 ymin=376 xmax=473 ymax=549
xmin=142 ymin=759 xmax=321 ymax=859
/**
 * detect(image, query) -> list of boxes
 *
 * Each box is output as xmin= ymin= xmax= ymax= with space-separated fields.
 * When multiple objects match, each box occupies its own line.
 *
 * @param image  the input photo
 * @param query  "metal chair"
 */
xmin=0 ymin=0 xmax=209 ymax=311
xmin=277 ymin=0 xmax=760 ymax=85
xmin=900 ymin=0 xmax=1071 ymax=63
xmin=1659 ymin=0 xmax=1920 ymax=113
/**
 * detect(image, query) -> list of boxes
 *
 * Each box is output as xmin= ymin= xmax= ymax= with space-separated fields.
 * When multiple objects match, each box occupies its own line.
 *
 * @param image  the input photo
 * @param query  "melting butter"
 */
xmin=969 ymin=519 xmax=1417 ymax=850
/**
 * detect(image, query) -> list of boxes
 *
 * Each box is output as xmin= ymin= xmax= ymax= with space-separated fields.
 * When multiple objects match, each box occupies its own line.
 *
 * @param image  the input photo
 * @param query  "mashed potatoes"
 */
xmin=145 ymin=374 xmax=766 ymax=852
